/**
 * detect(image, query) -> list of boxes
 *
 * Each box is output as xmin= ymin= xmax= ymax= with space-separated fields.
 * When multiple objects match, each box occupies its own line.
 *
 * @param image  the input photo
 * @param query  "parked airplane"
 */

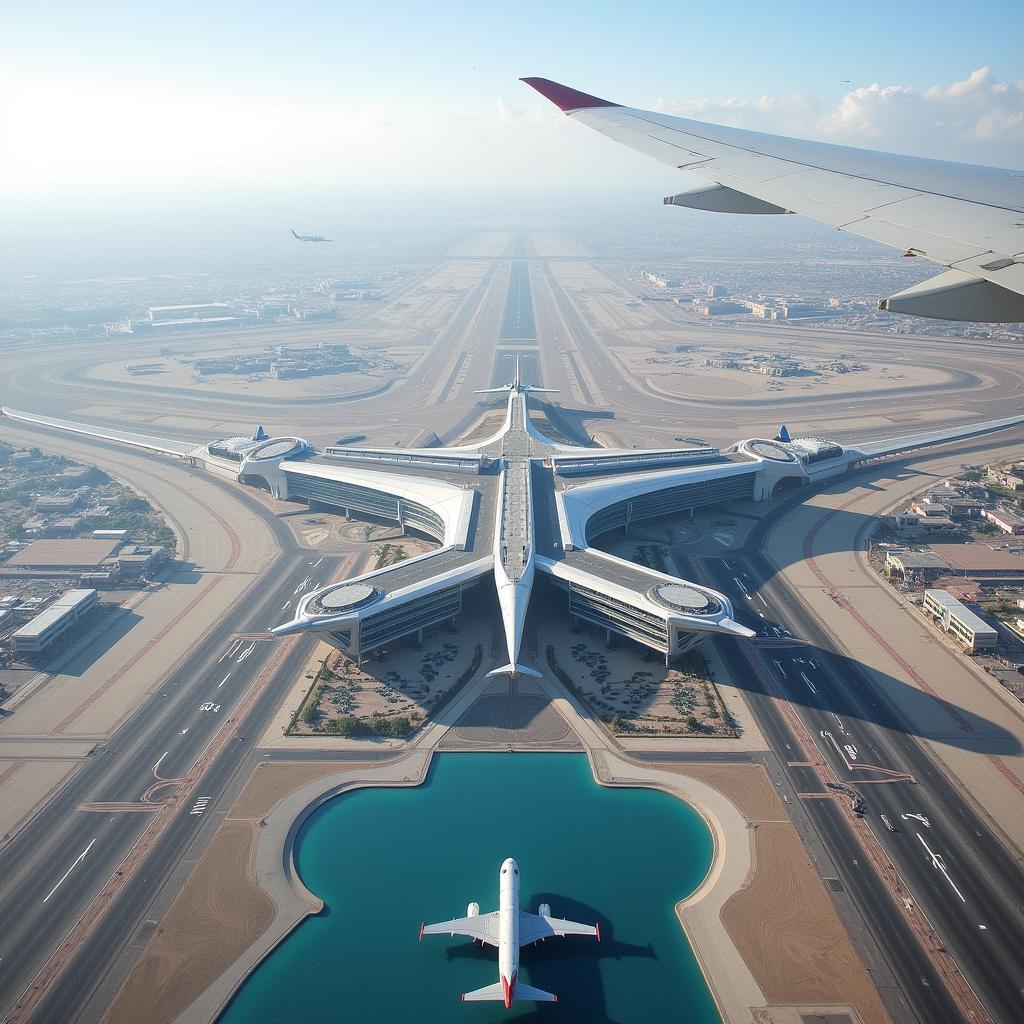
xmin=290 ymin=228 xmax=333 ymax=242
xmin=522 ymin=77 xmax=1024 ymax=323
xmin=420 ymin=857 xmax=600 ymax=1007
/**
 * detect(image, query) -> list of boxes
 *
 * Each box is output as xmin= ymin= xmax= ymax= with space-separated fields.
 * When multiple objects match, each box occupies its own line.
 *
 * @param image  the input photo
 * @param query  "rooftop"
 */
xmin=6 ymin=539 xmax=120 ymax=568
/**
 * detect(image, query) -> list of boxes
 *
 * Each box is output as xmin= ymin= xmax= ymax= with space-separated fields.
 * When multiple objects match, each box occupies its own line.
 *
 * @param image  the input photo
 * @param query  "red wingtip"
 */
xmin=520 ymin=77 xmax=620 ymax=112
xmin=418 ymin=921 xmax=424 ymax=941
xmin=554 ymin=994 xmax=559 ymax=1003
xmin=595 ymin=922 xmax=601 ymax=942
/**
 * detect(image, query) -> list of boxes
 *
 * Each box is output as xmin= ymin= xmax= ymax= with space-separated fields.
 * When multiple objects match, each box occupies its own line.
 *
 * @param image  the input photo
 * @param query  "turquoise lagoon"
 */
xmin=220 ymin=753 xmax=721 ymax=1023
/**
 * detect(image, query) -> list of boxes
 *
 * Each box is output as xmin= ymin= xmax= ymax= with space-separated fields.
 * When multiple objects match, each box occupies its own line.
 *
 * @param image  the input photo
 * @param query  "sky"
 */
xmin=1 ymin=0 xmax=1023 ymax=205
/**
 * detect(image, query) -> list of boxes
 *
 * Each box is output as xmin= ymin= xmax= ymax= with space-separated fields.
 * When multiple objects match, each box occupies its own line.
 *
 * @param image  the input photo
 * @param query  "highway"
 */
xmin=688 ymin=484 xmax=1024 ymax=1024
xmin=0 ymin=446 xmax=345 ymax=1023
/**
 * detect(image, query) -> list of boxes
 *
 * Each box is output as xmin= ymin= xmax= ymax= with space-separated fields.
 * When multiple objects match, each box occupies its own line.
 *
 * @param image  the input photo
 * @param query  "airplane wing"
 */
xmin=420 ymin=911 xmax=500 ymax=946
xmin=518 ymin=911 xmax=600 ymax=946
xmin=521 ymin=77 xmax=1024 ymax=323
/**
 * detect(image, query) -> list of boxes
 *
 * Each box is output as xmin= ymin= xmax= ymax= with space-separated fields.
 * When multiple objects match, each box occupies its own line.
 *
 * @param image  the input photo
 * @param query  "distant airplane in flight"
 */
xmin=522 ymin=77 xmax=1024 ymax=323
xmin=420 ymin=857 xmax=599 ymax=1007
xmin=290 ymin=228 xmax=333 ymax=242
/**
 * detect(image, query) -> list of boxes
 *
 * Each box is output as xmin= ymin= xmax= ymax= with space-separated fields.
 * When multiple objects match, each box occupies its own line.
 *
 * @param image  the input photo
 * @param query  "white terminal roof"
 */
xmin=281 ymin=461 xmax=476 ymax=550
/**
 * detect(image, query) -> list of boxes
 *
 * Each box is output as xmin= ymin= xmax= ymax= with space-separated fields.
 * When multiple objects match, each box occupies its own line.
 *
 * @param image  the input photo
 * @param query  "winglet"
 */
xmin=418 ymin=921 xmax=424 ymax=942
xmin=520 ymin=78 xmax=620 ymax=112
xmin=595 ymin=922 xmax=601 ymax=942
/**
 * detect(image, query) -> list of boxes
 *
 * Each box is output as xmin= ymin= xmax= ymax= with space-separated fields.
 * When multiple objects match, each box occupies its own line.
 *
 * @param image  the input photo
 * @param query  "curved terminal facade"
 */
xmin=5 ymin=400 xmax=1024 ymax=675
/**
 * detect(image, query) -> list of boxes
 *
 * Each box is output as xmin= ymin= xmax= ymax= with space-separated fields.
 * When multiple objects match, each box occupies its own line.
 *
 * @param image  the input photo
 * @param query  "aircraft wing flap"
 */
xmin=421 ymin=910 xmax=499 ymax=946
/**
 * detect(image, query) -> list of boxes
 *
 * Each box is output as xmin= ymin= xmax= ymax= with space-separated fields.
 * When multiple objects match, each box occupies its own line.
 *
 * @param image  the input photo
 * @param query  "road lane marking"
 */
xmin=800 ymin=671 xmax=817 ymax=694
xmin=218 ymin=639 xmax=241 ymax=664
xmin=43 ymin=839 xmax=96 ymax=903
xmin=281 ymin=600 xmax=292 ymax=610
xmin=917 ymin=832 xmax=966 ymax=902
xmin=217 ymin=674 xmax=231 ymax=689
xmin=236 ymin=642 xmax=256 ymax=663
xmin=152 ymin=752 xmax=169 ymax=777
xmin=199 ymin=702 xmax=221 ymax=713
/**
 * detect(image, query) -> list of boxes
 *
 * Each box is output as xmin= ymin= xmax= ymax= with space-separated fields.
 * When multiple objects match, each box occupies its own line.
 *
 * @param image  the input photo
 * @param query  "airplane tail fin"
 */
xmin=460 ymin=982 xmax=557 ymax=1004
xmin=486 ymin=663 xmax=542 ymax=679
xmin=777 ymin=424 xmax=791 ymax=443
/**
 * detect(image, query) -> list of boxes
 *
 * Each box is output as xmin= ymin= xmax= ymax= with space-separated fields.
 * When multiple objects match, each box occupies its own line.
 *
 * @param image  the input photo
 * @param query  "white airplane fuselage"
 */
xmin=497 ymin=857 xmax=520 ymax=1007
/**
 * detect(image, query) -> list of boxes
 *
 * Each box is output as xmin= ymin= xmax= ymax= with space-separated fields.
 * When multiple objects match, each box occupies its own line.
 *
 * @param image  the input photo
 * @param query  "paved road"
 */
xmin=0 ymin=453 xmax=337 ymax=1022
xmin=688 ymin=494 xmax=1024 ymax=1024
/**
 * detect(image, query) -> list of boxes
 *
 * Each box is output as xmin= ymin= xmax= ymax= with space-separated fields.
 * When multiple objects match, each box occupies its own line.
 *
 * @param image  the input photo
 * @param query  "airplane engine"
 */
xmin=467 ymin=902 xmax=480 ymax=918
xmin=538 ymin=903 xmax=551 ymax=918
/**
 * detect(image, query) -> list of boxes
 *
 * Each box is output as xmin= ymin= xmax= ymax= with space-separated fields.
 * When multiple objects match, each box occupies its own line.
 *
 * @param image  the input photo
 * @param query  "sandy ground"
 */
xmin=612 ymin=343 xmax=954 ymax=401
xmin=766 ymin=436 xmax=1024 ymax=854
xmin=661 ymin=763 xmax=788 ymax=823
xmin=0 ymin=760 xmax=79 ymax=841
xmin=445 ymin=232 xmax=514 ymax=259
xmin=104 ymin=762 xmax=361 ymax=1024
xmin=85 ymin=352 xmax=387 ymax=401
xmin=722 ymin=821 xmax=889 ymax=1024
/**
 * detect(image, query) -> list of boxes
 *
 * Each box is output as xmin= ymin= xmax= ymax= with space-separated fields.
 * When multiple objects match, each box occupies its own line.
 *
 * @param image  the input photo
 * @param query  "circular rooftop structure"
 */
xmin=649 ymin=583 xmax=719 ymax=615
xmin=314 ymin=582 xmax=382 ymax=614
xmin=246 ymin=437 xmax=310 ymax=461
xmin=745 ymin=439 xmax=797 ymax=462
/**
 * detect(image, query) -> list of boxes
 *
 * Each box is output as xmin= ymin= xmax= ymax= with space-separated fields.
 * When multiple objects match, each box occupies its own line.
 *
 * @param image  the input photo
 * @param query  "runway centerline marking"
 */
xmin=43 ymin=839 xmax=96 ymax=903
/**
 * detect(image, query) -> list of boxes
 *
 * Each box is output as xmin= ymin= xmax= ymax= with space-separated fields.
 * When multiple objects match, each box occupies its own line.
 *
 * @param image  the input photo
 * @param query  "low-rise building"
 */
xmin=982 ymin=507 xmax=1024 ymax=535
xmin=11 ymin=589 xmax=98 ymax=654
xmin=885 ymin=550 xmax=951 ymax=584
xmin=5 ymin=539 xmax=121 ymax=571
xmin=116 ymin=544 xmax=165 ymax=577
xmin=33 ymin=493 xmax=80 ymax=514
xmin=922 ymin=589 xmax=998 ymax=652
xmin=928 ymin=543 xmax=1024 ymax=585
xmin=49 ymin=516 xmax=84 ymax=537
xmin=985 ymin=465 xmax=1024 ymax=490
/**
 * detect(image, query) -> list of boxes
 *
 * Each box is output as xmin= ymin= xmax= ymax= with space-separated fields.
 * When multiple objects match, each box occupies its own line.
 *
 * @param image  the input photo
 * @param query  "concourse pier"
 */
xmin=6 ymin=397 xmax=1024 ymax=673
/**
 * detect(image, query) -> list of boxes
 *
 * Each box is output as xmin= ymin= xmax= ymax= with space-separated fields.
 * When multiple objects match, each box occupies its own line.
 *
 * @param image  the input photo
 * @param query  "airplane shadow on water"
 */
xmin=438 ymin=894 xmax=652 ymax=1024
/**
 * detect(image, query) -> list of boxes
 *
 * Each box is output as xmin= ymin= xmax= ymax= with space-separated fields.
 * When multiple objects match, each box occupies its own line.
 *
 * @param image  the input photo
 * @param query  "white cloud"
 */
xmin=653 ymin=67 xmax=1024 ymax=165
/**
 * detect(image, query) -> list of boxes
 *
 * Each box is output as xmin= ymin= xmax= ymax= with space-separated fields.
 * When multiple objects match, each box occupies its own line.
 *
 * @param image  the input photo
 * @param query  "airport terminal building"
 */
xmin=5 ymin=397 xmax=1024 ymax=675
